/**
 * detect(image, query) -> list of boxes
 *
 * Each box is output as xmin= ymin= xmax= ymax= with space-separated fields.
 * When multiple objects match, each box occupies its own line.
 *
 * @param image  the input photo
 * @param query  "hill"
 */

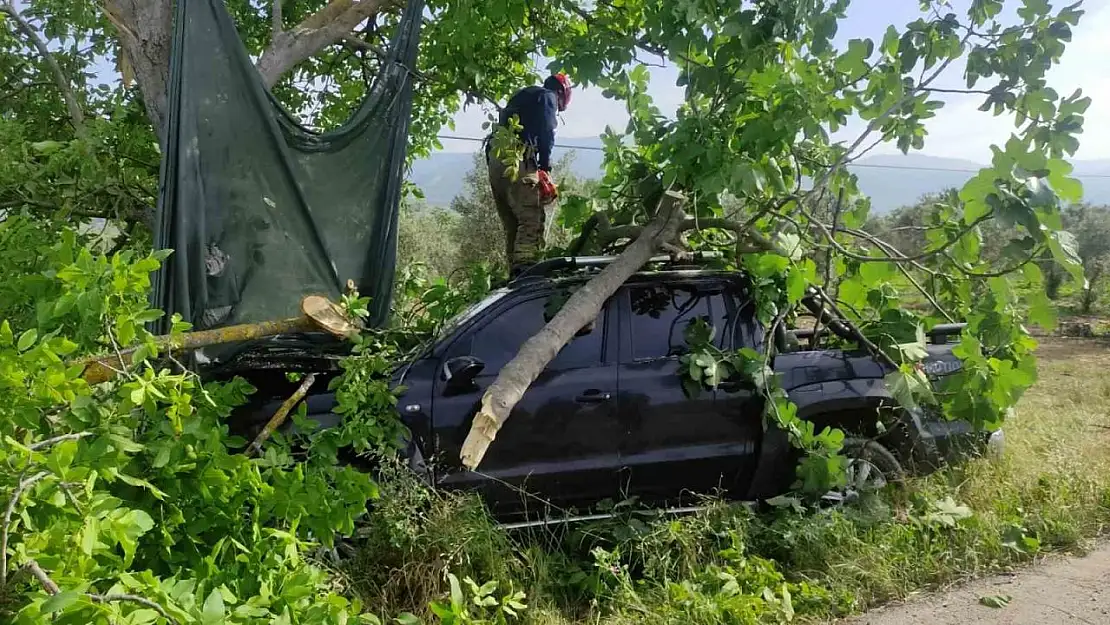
xmin=409 ymin=138 xmax=1110 ymax=212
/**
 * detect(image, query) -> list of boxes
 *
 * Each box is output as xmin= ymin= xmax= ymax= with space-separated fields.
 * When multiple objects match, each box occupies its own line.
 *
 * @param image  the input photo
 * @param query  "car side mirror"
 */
xmin=442 ymin=355 xmax=485 ymax=393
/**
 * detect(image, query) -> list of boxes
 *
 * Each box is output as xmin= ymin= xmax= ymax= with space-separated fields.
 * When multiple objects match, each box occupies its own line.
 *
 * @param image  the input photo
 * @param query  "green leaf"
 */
xmin=1047 ymin=229 xmax=1086 ymax=286
xmin=30 ymin=140 xmax=64 ymax=154
xmin=682 ymin=376 xmax=703 ymax=399
xmin=774 ymin=233 xmax=804 ymax=261
xmin=120 ymin=509 xmax=155 ymax=536
xmin=42 ymin=590 xmax=81 ymax=614
xmin=979 ymin=594 xmax=1012 ymax=608
xmin=859 ymin=261 xmax=893 ymax=284
xmin=81 ymin=517 xmax=99 ymax=555
xmin=786 ymin=265 xmax=808 ymax=304
xmin=202 ymin=588 xmax=226 ymax=625
xmin=394 ymin=614 xmax=422 ymax=625
xmin=1047 ymin=158 xmax=1083 ymax=202
xmin=1027 ymin=290 xmax=1057 ymax=331
xmin=17 ymin=329 xmax=38 ymax=352
xmin=134 ymin=309 xmax=164 ymax=323
xmin=448 ymin=573 xmax=464 ymax=611
xmin=0 ymin=321 xmax=11 ymax=347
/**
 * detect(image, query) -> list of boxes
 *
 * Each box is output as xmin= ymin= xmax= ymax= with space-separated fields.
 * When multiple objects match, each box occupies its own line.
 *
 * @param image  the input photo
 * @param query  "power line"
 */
xmin=434 ymin=134 xmax=1110 ymax=179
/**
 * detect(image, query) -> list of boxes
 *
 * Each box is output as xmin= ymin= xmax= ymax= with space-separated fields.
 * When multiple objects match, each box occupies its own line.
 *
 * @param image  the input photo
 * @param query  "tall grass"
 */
xmin=346 ymin=339 xmax=1110 ymax=624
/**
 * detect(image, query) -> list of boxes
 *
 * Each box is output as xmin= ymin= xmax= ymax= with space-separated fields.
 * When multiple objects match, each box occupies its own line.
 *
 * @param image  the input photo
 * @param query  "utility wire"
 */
xmin=434 ymin=134 xmax=1110 ymax=179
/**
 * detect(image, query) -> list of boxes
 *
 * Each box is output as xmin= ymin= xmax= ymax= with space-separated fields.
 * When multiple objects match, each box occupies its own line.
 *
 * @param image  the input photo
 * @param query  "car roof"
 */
xmin=506 ymin=266 xmax=752 ymax=293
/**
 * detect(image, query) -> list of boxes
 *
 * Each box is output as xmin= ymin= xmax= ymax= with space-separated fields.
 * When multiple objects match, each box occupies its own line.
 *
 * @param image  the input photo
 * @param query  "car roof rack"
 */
xmin=510 ymin=251 xmax=726 ymax=285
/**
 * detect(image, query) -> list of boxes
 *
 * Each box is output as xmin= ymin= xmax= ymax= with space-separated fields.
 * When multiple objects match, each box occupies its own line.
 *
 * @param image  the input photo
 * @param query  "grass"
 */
xmin=343 ymin=337 xmax=1110 ymax=624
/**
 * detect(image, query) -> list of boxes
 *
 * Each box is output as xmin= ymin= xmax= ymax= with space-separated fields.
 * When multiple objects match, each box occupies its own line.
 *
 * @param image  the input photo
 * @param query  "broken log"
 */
xmin=76 ymin=295 xmax=359 ymax=384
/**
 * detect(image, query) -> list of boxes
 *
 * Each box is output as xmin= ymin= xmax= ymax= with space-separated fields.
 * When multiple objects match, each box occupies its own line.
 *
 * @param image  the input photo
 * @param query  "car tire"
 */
xmin=844 ymin=437 xmax=904 ymax=483
xmin=821 ymin=438 xmax=905 ymax=505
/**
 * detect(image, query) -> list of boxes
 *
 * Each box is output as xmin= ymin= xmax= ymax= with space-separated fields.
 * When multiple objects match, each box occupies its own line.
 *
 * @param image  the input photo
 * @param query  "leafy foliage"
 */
xmin=0 ymin=238 xmax=409 ymax=623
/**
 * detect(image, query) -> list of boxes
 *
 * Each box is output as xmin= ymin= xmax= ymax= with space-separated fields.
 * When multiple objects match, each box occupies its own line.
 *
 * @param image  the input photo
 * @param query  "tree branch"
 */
xmin=23 ymin=559 xmax=59 ymax=595
xmin=28 ymin=432 xmax=92 ymax=451
xmin=839 ymin=227 xmax=956 ymax=322
xmin=0 ymin=1 xmax=85 ymax=130
xmin=922 ymin=87 xmax=994 ymax=95
xmin=272 ymin=0 xmax=283 ymax=38
xmin=246 ymin=373 xmax=317 ymax=456
xmin=0 ymin=80 xmax=56 ymax=103
xmin=256 ymin=0 xmax=400 ymax=88
xmin=2 ymin=472 xmax=49 ymax=587
xmin=809 ymin=286 xmax=900 ymax=370
xmin=18 ymin=561 xmax=180 ymax=624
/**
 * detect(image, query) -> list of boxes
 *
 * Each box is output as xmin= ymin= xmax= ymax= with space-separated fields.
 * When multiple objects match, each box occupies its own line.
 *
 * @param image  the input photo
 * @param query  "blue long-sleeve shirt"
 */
xmin=498 ymin=86 xmax=558 ymax=171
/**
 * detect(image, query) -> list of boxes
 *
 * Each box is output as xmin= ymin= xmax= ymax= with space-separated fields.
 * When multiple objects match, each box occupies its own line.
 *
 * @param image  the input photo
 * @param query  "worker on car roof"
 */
xmin=485 ymin=72 xmax=572 ymax=276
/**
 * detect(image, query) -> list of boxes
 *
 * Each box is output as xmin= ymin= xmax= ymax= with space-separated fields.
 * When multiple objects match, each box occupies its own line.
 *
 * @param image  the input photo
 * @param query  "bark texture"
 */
xmin=103 ymin=0 xmax=396 ymax=138
xmin=256 ymin=0 xmax=396 ymax=88
xmin=459 ymin=190 xmax=687 ymax=470
xmin=76 ymin=295 xmax=357 ymax=385
xmin=103 ymin=0 xmax=174 ymax=133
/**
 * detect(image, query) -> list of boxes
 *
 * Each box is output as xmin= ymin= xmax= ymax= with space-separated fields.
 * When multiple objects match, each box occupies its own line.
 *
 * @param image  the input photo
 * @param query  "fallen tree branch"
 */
xmin=247 ymin=373 xmax=317 ymax=456
xmin=0 ymin=1 xmax=85 ymax=130
xmin=809 ymin=286 xmax=900 ymax=370
xmin=460 ymin=190 xmax=687 ymax=469
xmin=2 ymin=472 xmax=49 ymax=587
xmin=74 ymin=295 xmax=357 ymax=385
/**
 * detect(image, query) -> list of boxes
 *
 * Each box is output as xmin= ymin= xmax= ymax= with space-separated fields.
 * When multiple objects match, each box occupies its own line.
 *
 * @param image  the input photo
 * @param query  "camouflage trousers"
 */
xmin=487 ymin=150 xmax=548 ymax=270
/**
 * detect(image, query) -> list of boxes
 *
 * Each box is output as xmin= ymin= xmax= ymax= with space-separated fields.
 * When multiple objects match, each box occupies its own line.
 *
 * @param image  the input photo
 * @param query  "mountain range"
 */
xmin=408 ymin=136 xmax=1110 ymax=214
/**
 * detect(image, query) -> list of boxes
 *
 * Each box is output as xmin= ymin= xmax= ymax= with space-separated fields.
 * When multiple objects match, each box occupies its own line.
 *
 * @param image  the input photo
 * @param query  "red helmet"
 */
xmin=544 ymin=72 xmax=572 ymax=111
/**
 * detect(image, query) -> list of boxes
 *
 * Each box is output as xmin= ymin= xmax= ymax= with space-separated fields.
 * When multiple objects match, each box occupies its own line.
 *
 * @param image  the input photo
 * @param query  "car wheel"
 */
xmin=822 ymin=438 xmax=904 ymax=505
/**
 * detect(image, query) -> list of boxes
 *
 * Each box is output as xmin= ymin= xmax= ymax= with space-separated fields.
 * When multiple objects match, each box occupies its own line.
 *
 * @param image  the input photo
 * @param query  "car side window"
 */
xmin=462 ymin=295 xmax=604 ymax=373
xmin=628 ymin=283 xmax=722 ymax=360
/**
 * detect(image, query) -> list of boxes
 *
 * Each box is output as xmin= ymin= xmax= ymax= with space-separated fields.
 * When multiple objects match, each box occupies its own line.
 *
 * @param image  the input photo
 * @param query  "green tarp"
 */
xmin=151 ymin=0 xmax=425 ymax=337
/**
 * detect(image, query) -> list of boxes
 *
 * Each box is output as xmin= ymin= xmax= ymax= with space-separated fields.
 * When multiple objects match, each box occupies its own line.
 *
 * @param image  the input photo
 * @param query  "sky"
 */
xmin=437 ymin=0 xmax=1110 ymax=164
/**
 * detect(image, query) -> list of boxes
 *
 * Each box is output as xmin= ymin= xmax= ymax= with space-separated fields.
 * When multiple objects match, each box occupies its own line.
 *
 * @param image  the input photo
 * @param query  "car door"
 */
xmin=615 ymin=279 xmax=762 ymax=505
xmin=431 ymin=288 xmax=623 ymax=517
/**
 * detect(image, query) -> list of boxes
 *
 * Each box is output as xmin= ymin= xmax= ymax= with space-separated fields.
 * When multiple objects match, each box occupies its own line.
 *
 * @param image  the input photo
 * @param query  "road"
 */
xmin=841 ymin=543 xmax=1110 ymax=625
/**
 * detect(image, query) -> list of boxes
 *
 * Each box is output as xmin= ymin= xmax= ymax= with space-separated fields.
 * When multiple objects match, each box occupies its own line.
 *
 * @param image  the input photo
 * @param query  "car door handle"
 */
xmin=576 ymin=390 xmax=612 ymax=403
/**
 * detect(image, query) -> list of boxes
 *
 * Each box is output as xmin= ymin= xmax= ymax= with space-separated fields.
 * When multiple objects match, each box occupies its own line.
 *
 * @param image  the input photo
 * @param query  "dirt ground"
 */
xmin=839 ymin=542 xmax=1110 ymax=625
xmin=1029 ymin=335 xmax=1110 ymax=362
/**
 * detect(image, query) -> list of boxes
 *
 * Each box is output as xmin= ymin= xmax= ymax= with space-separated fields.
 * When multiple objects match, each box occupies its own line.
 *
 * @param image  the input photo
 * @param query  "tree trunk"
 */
xmin=103 ymin=0 xmax=174 ymax=134
xmin=103 ymin=0 xmax=395 ymax=140
xmin=459 ymin=190 xmax=687 ymax=469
